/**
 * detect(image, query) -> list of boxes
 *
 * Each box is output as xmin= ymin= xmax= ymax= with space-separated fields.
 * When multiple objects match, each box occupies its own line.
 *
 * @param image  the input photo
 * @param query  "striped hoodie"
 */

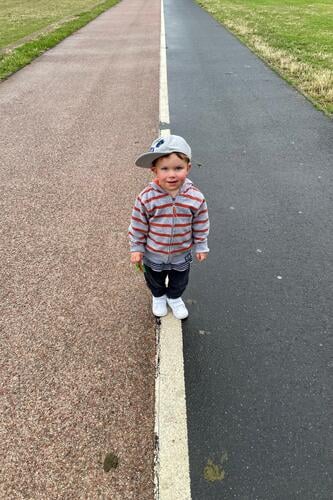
xmin=128 ymin=178 xmax=209 ymax=264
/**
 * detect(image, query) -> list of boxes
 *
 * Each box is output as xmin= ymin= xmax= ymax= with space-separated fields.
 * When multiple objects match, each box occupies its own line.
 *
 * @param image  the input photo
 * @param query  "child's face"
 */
xmin=151 ymin=153 xmax=191 ymax=193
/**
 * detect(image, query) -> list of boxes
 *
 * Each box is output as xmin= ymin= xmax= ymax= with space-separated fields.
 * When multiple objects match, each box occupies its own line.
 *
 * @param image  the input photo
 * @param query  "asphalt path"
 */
xmin=164 ymin=0 xmax=333 ymax=498
xmin=0 ymin=0 xmax=159 ymax=497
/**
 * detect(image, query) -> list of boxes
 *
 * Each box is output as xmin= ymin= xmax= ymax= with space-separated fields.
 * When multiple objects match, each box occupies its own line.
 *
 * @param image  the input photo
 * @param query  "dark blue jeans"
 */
xmin=144 ymin=266 xmax=190 ymax=299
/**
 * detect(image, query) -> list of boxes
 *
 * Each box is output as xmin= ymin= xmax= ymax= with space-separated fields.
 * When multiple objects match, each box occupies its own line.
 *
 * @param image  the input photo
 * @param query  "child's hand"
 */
xmin=130 ymin=252 xmax=144 ymax=264
xmin=196 ymin=252 xmax=208 ymax=262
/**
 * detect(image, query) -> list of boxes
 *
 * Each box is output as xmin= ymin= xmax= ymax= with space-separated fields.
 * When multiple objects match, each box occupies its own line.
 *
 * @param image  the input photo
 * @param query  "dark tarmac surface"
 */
xmin=165 ymin=0 xmax=333 ymax=498
xmin=0 ymin=0 xmax=159 ymax=497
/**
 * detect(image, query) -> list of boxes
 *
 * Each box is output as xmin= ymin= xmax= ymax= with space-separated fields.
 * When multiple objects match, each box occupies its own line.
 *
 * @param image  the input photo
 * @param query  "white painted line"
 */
xmin=154 ymin=1 xmax=191 ymax=499
xmin=159 ymin=0 xmax=170 ymax=137
xmin=155 ymin=314 xmax=192 ymax=499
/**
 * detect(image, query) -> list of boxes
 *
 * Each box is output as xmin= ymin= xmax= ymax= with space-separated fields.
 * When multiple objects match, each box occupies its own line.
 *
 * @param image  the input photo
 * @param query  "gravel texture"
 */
xmin=0 ymin=0 xmax=160 ymax=497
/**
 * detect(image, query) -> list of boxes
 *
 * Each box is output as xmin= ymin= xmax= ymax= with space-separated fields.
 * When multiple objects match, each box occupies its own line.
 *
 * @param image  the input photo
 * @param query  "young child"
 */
xmin=128 ymin=135 xmax=209 ymax=319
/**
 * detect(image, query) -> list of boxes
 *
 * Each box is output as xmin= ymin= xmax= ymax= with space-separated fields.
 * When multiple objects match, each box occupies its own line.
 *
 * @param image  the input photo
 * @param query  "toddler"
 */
xmin=129 ymin=135 xmax=209 ymax=319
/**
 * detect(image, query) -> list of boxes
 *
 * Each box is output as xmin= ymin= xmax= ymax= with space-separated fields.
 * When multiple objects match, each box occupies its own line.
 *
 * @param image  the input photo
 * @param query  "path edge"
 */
xmin=154 ymin=1 xmax=191 ymax=497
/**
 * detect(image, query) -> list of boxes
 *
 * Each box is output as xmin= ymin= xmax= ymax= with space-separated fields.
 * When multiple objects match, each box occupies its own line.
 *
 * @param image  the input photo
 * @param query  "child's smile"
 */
xmin=151 ymin=153 xmax=191 ymax=195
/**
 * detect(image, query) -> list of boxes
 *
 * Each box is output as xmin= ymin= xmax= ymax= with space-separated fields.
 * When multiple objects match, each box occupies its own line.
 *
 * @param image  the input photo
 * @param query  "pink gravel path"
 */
xmin=0 ymin=0 xmax=160 ymax=497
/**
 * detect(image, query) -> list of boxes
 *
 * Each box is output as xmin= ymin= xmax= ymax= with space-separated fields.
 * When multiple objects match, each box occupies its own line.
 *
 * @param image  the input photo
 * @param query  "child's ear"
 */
xmin=151 ymin=166 xmax=156 ymax=174
xmin=187 ymin=162 xmax=192 ymax=172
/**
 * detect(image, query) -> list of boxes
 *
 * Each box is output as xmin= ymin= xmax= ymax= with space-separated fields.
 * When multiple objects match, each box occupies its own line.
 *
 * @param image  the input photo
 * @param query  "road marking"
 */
xmin=159 ymin=0 xmax=170 ymax=137
xmin=155 ymin=314 xmax=191 ymax=499
xmin=154 ymin=1 xmax=191 ymax=498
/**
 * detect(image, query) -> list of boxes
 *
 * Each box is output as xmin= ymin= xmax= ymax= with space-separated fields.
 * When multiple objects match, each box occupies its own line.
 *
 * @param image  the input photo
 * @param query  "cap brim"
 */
xmin=135 ymin=152 xmax=167 ymax=168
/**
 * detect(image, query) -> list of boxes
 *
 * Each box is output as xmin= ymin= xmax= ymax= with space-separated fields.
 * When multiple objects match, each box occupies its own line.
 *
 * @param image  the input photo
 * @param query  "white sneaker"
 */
xmin=166 ymin=297 xmax=189 ymax=320
xmin=152 ymin=295 xmax=168 ymax=317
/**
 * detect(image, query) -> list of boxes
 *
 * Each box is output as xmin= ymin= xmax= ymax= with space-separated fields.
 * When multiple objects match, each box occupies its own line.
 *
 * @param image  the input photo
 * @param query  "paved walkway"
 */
xmin=165 ymin=0 xmax=333 ymax=498
xmin=2 ymin=0 xmax=332 ymax=498
xmin=0 ymin=0 xmax=160 ymax=497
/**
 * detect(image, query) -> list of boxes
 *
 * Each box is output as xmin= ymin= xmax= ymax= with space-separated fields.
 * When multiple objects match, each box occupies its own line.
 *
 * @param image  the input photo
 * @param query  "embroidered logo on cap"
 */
xmin=150 ymin=138 xmax=165 ymax=152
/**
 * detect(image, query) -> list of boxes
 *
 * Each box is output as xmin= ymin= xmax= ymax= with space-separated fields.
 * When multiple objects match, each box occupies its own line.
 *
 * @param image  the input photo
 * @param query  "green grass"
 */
xmin=196 ymin=0 xmax=333 ymax=116
xmin=0 ymin=0 xmax=119 ymax=81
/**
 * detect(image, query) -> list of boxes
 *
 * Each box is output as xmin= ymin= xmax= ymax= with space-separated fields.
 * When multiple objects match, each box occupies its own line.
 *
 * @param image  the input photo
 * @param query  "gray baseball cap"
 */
xmin=135 ymin=135 xmax=192 ymax=168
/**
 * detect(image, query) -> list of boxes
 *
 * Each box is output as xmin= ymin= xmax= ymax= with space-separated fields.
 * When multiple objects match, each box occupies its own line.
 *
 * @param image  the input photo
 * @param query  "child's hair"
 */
xmin=152 ymin=152 xmax=190 ymax=167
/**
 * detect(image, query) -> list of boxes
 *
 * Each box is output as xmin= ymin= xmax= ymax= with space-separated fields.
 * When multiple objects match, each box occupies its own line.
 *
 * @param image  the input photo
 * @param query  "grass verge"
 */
xmin=196 ymin=0 xmax=333 ymax=116
xmin=0 ymin=0 xmax=119 ymax=81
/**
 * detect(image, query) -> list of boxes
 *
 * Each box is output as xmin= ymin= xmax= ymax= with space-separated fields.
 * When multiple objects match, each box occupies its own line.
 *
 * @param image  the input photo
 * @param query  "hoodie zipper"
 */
xmin=167 ymin=196 xmax=177 ymax=262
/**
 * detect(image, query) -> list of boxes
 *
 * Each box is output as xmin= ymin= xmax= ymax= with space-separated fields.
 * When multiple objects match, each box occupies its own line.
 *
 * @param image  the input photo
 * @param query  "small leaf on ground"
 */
xmin=204 ymin=459 xmax=225 ymax=482
xmin=103 ymin=452 xmax=119 ymax=472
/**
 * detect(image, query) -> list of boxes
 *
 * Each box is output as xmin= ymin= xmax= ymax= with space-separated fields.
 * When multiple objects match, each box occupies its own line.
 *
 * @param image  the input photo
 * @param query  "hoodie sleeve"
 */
xmin=192 ymin=199 xmax=210 ymax=253
xmin=128 ymin=196 xmax=149 ymax=252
